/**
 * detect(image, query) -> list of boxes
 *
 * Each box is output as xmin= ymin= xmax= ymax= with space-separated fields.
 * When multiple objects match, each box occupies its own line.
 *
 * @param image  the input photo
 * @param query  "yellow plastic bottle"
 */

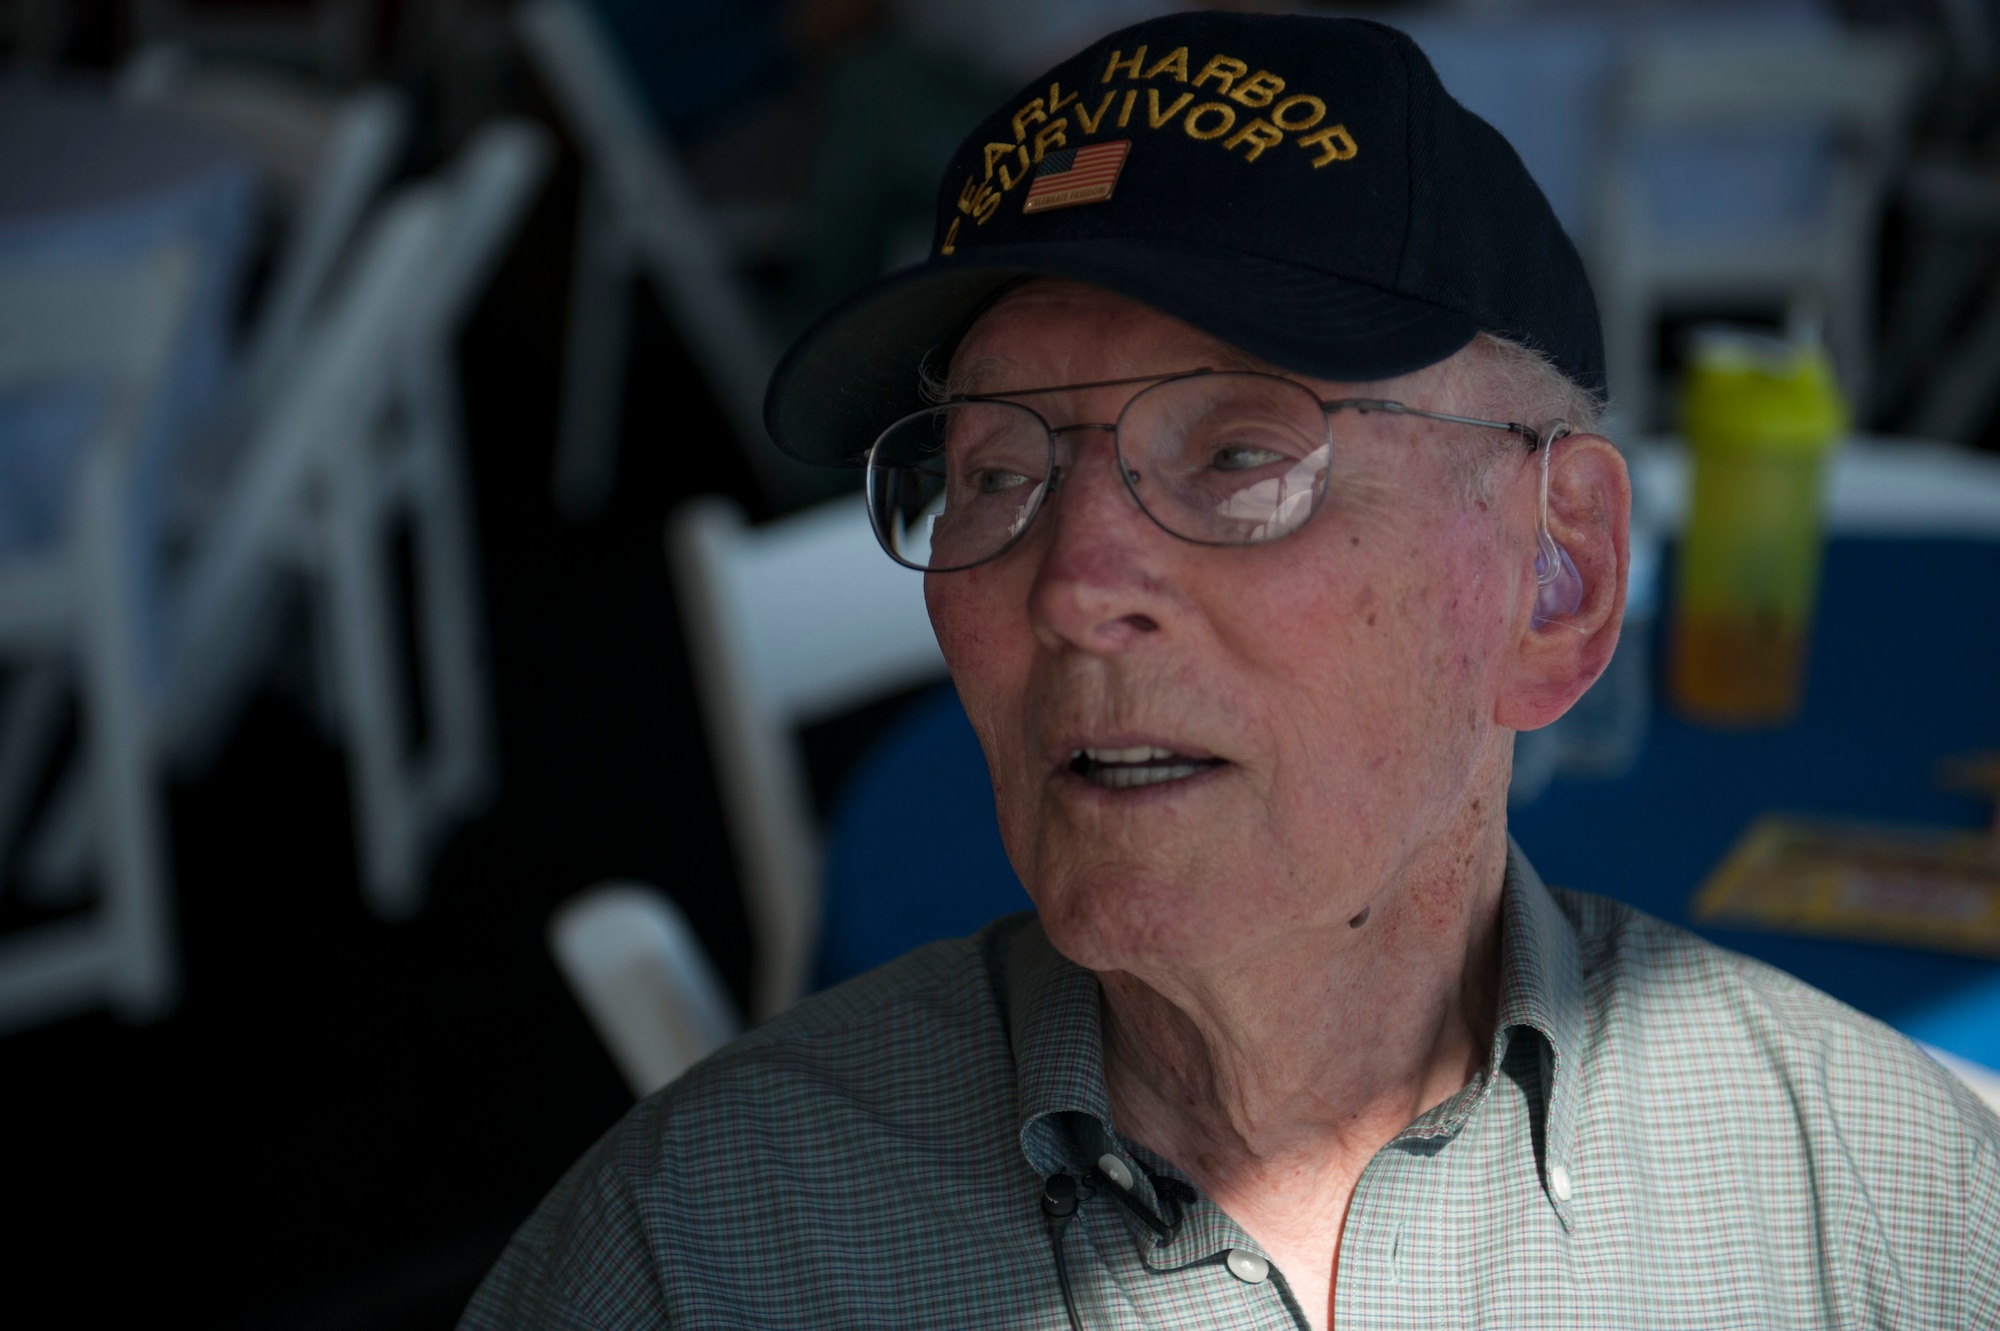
xmin=1670 ymin=330 xmax=1846 ymax=727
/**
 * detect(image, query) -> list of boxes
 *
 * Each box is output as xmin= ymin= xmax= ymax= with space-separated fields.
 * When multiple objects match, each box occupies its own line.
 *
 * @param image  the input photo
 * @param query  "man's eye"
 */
xmin=976 ymin=469 xmax=1034 ymax=494
xmin=1211 ymin=444 xmax=1288 ymax=472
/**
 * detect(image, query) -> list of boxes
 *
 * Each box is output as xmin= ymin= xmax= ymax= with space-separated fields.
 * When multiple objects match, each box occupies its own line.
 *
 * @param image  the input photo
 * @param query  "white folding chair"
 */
xmin=10 ymin=122 xmax=544 ymax=942
xmin=0 ymin=246 xmax=195 ymax=1034
xmin=515 ymin=0 xmax=798 ymax=518
xmin=160 ymin=121 xmax=551 ymax=920
xmin=118 ymin=43 xmax=410 ymax=440
xmin=669 ymin=493 xmax=947 ymax=1019
xmin=1590 ymin=30 xmax=1926 ymax=431
xmin=299 ymin=121 xmax=548 ymax=914
xmin=549 ymin=880 xmax=741 ymax=1097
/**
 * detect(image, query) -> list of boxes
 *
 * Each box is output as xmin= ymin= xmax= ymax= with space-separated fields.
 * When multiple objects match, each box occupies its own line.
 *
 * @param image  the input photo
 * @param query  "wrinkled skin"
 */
xmin=924 ymin=279 xmax=1630 ymax=1330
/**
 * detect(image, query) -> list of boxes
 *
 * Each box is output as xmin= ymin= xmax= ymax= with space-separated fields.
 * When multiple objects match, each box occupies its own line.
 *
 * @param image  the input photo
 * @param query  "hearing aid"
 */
xmin=1531 ymin=424 xmax=1583 ymax=628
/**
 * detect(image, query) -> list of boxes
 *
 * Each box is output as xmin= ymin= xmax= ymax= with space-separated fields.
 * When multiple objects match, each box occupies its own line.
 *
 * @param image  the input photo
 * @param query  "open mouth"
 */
xmin=1067 ymin=745 xmax=1226 ymax=790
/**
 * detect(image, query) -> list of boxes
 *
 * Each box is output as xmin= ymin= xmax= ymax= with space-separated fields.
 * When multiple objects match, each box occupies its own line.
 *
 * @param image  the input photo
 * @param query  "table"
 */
xmin=1511 ymin=535 xmax=2000 ymax=1069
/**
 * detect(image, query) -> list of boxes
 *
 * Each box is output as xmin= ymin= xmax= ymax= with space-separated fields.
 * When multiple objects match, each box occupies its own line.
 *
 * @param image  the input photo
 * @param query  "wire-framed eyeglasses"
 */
xmin=864 ymin=367 xmax=1554 ymax=573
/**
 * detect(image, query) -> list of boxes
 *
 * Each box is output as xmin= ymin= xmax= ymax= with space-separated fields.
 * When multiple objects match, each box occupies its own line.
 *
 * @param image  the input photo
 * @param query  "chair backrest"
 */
xmin=514 ymin=0 xmax=776 ymax=458
xmin=161 ymin=181 xmax=449 ymax=753
xmin=549 ymin=880 xmax=742 ymax=1098
xmin=1602 ymin=25 xmax=1923 ymax=243
xmin=1591 ymin=26 xmax=1927 ymax=428
xmin=669 ymin=493 xmax=946 ymax=1019
xmin=120 ymin=43 xmax=410 ymax=418
xmin=1613 ymin=31 xmax=1925 ymax=139
xmin=402 ymin=120 xmax=552 ymax=355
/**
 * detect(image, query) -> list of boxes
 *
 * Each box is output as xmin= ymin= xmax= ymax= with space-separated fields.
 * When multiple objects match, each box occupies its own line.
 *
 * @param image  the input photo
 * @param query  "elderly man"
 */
xmin=466 ymin=12 xmax=1998 ymax=1329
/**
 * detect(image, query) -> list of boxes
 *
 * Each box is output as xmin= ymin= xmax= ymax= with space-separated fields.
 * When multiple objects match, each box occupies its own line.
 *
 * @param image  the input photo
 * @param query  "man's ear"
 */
xmin=1495 ymin=432 xmax=1630 ymax=732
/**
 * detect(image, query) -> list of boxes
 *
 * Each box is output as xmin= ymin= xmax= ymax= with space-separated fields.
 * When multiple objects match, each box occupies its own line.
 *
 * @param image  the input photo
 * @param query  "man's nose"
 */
xmin=1026 ymin=428 xmax=1175 ymax=654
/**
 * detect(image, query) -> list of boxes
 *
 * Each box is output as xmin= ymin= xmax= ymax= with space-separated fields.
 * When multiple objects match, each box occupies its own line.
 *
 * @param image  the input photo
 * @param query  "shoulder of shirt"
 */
xmin=457 ymin=915 xmax=1049 ymax=1326
xmin=609 ymin=911 xmax=1043 ymax=1168
xmin=1548 ymin=882 xmax=2000 ymax=1149
xmin=456 ymin=919 xmax=1048 ymax=1327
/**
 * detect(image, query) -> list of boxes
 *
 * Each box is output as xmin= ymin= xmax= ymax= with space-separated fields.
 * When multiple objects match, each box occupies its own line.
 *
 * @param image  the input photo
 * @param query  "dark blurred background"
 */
xmin=2 ymin=1 xmax=1998 ymax=1326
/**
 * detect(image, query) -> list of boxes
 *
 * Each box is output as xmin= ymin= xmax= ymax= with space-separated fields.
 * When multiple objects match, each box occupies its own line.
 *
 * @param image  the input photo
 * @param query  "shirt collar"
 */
xmin=1492 ymin=835 xmax=1586 ymax=1228
xmin=1006 ymin=921 xmax=1113 ymax=1178
xmin=1006 ymin=926 xmax=1220 ymax=1257
xmin=1004 ymin=837 xmax=1587 ymax=1224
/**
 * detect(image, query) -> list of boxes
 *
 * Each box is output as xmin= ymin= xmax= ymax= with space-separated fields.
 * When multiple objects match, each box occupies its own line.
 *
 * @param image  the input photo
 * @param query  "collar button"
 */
xmin=1225 ymin=1249 xmax=1270 ymax=1284
xmin=1095 ymin=1152 xmax=1135 ymax=1191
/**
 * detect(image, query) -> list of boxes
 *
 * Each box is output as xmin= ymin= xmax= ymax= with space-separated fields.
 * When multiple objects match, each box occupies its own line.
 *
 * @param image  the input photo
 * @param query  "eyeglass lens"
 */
xmin=866 ymin=373 xmax=1334 ymax=571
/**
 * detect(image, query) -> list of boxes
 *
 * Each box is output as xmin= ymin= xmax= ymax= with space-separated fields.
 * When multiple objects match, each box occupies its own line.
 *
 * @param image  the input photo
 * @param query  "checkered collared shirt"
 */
xmin=462 ymin=846 xmax=2000 ymax=1329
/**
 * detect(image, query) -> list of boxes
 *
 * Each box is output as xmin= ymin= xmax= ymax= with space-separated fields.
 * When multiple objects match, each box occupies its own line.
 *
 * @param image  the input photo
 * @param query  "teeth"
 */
xmin=1088 ymin=763 xmax=1206 ymax=789
xmin=1082 ymin=745 xmax=1175 ymax=764
xmin=1067 ymin=744 xmax=1218 ymax=788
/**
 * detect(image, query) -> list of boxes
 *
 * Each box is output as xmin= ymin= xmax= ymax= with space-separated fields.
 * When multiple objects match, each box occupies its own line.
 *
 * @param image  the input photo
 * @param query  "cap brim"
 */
xmin=764 ymin=237 xmax=1479 ymax=466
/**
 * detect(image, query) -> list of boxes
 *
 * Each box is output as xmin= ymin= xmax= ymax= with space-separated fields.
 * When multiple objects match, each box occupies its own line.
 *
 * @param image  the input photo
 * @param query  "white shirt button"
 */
xmin=1096 ymin=1153 xmax=1135 ymax=1191
xmin=1549 ymin=1163 xmax=1574 ymax=1202
xmin=1225 ymin=1249 xmax=1271 ymax=1284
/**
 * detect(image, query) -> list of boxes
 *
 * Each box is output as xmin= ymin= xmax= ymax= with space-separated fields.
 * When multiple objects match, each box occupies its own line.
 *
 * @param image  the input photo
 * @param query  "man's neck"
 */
xmin=1096 ymin=817 xmax=1510 ymax=1329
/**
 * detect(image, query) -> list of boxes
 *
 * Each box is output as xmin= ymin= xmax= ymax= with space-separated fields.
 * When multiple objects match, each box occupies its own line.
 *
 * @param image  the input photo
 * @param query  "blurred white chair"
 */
xmin=118 ymin=42 xmax=409 ymax=448
xmin=669 ymin=493 xmax=946 ymax=1019
xmin=1922 ymin=1042 xmax=2000 ymax=1117
xmin=0 ymin=246 xmax=194 ymax=1033
xmin=12 ymin=122 xmax=548 ymax=949
xmin=514 ymin=0 xmax=787 ymax=518
xmin=1591 ymin=29 xmax=1926 ymax=430
xmin=161 ymin=121 xmax=551 ymax=919
xmin=549 ymin=880 xmax=741 ymax=1097
xmin=6 ymin=186 xmax=448 ymax=956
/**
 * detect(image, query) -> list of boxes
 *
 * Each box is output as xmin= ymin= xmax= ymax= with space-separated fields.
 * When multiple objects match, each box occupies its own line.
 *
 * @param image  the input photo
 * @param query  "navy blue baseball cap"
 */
xmin=765 ymin=10 xmax=1604 ymax=465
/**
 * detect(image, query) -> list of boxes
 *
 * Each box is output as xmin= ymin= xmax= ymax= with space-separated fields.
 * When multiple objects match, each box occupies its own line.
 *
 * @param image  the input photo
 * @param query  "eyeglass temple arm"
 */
xmin=1329 ymin=398 xmax=1547 ymax=450
xmin=1337 ymin=399 xmax=1572 ymax=588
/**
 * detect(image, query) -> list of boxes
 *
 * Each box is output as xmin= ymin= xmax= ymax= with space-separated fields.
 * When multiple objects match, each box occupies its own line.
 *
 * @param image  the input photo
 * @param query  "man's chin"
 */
xmin=1030 ymin=868 xmax=1234 ymax=976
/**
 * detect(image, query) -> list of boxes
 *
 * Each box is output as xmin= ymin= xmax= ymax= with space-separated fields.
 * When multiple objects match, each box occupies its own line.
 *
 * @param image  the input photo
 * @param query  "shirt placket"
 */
xmin=1331 ymin=1074 xmax=1492 ymax=1331
xmin=1073 ymin=1139 xmax=1307 ymax=1330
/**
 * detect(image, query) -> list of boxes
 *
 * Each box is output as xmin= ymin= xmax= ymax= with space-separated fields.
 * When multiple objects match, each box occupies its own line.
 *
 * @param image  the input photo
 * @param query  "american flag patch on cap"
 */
xmin=1022 ymin=140 xmax=1132 ymax=215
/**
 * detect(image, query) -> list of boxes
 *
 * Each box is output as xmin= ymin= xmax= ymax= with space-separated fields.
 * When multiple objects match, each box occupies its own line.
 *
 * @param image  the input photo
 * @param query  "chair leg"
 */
xmin=404 ymin=354 xmax=496 ymax=828
xmin=1872 ymin=229 xmax=1979 ymax=420
xmin=550 ymin=172 xmax=633 ymax=522
xmin=321 ymin=442 xmax=423 ymax=919
xmin=75 ymin=451 xmax=177 ymax=1020
xmin=1909 ymin=279 xmax=2000 ymax=444
xmin=19 ymin=758 xmax=91 ymax=906
xmin=0 ymin=659 xmax=68 ymax=879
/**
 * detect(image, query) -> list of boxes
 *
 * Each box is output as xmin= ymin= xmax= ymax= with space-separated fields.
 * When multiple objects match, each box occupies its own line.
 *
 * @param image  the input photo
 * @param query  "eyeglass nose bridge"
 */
xmin=1042 ymin=421 xmax=1143 ymax=495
